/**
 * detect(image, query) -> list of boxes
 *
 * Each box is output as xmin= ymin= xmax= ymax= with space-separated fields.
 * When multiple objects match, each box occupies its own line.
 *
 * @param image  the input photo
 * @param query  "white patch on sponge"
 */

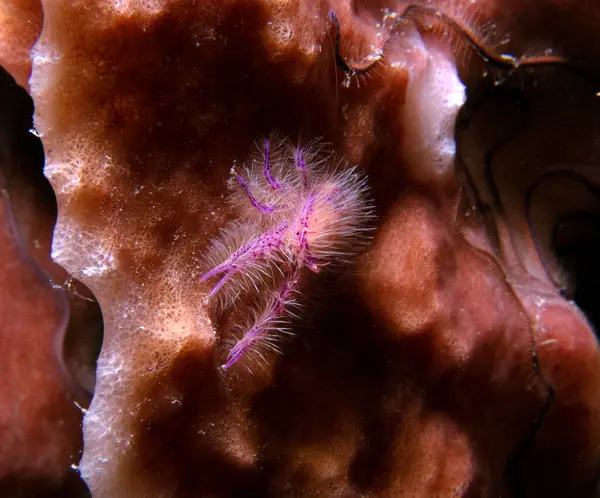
xmin=108 ymin=0 xmax=167 ymax=16
xmin=402 ymin=42 xmax=466 ymax=183
xmin=51 ymin=222 xmax=116 ymax=280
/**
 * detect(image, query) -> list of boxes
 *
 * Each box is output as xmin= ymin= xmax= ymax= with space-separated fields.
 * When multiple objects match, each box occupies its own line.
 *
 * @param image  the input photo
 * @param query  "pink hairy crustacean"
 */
xmin=200 ymin=137 xmax=375 ymax=370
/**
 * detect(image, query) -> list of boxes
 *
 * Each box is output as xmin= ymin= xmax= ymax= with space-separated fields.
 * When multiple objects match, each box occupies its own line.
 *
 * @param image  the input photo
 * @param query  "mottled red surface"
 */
xmin=0 ymin=89 xmax=84 ymax=498
xmin=0 ymin=189 xmax=85 ymax=497
xmin=0 ymin=68 xmax=91 ymax=497
xmin=2 ymin=0 xmax=600 ymax=496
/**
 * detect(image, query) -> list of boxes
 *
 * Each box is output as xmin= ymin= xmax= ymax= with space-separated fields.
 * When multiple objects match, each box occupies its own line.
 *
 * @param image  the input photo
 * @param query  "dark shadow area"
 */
xmin=0 ymin=473 xmax=90 ymax=498
xmin=554 ymin=211 xmax=600 ymax=336
xmin=456 ymin=63 xmax=600 ymax=496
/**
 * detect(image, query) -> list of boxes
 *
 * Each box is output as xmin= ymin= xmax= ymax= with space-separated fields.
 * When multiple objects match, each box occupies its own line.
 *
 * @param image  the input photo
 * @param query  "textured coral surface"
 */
xmin=2 ymin=0 xmax=600 ymax=496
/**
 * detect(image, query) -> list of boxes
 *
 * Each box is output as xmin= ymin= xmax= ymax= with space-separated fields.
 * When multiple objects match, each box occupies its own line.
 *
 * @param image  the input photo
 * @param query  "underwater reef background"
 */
xmin=2 ymin=0 xmax=600 ymax=496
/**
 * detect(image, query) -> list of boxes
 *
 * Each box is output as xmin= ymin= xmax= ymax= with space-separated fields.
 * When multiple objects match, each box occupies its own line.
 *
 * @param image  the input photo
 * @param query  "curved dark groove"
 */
xmin=455 ymin=85 xmax=527 ymax=256
xmin=455 ymin=152 xmax=502 ymax=254
xmin=460 ymin=67 xmax=599 ymax=282
xmin=329 ymin=10 xmax=382 ymax=80
xmin=525 ymin=170 xmax=600 ymax=294
xmin=455 ymin=83 xmax=559 ymax=498
xmin=505 ymin=380 xmax=555 ymax=498
xmin=60 ymin=278 xmax=104 ymax=397
xmin=478 ymin=86 xmax=542 ymax=284
xmin=397 ymin=5 xmax=569 ymax=70
xmin=456 ymin=232 xmax=556 ymax=498
xmin=552 ymin=210 xmax=600 ymax=334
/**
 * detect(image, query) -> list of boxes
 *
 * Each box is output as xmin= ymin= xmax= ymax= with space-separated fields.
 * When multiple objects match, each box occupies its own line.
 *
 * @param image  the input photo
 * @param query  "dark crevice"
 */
xmin=0 ymin=64 xmax=104 ymax=400
xmin=0 ymin=64 xmax=98 ymax=497
xmin=504 ymin=372 xmax=555 ymax=498
xmin=554 ymin=211 xmax=600 ymax=334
